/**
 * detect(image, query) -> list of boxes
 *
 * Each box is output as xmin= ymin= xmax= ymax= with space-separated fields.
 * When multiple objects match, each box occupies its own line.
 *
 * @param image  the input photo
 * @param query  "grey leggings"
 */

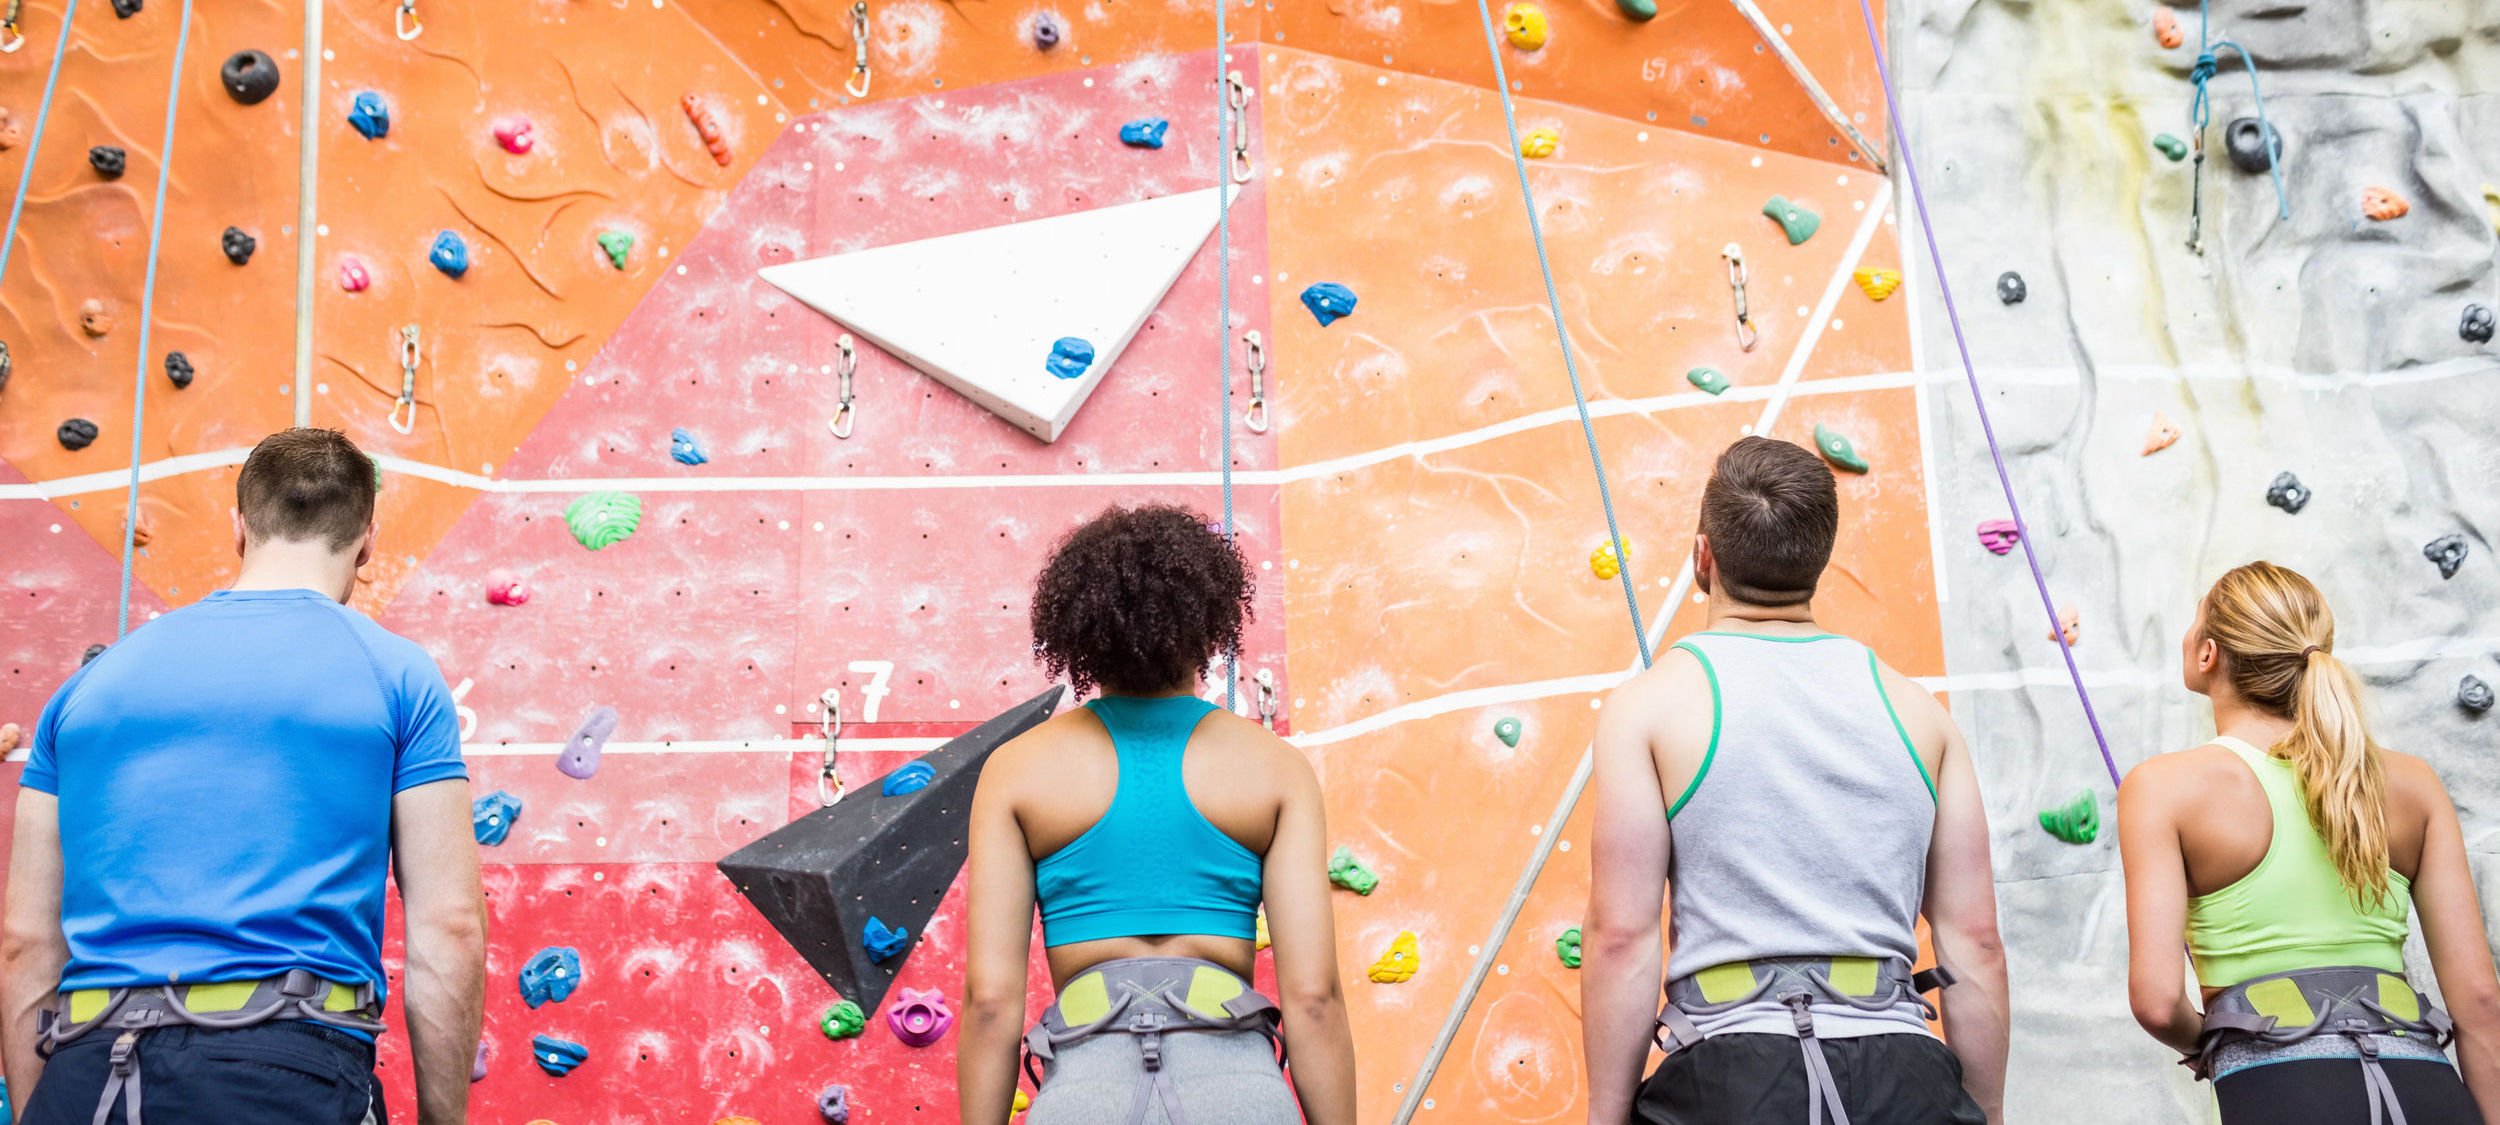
xmin=1024 ymin=1024 xmax=1297 ymax=1125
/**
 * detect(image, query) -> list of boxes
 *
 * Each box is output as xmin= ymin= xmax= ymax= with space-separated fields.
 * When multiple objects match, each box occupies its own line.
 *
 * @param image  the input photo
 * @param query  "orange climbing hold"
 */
xmin=713 ymin=1118 xmax=764 ymax=1125
xmin=682 ymin=94 xmax=732 ymax=167
xmin=0 ymin=722 xmax=21 ymax=755
xmin=1853 ymin=268 xmax=1901 ymax=301
xmin=78 ymin=299 xmax=112 ymax=338
xmin=2150 ymin=7 xmax=2183 ymax=49
xmin=2141 ymin=412 xmax=2179 ymax=455
xmin=2362 ymin=187 xmax=2409 ymax=221
xmin=2050 ymin=606 xmax=2081 ymax=647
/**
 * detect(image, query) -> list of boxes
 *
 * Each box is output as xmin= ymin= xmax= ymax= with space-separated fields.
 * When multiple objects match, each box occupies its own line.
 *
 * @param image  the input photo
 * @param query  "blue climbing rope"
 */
xmin=0 ymin=0 xmax=80 ymax=291
xmin=1851 ymin=0 xmax=2119 ymax=788
xmin=1213 ymin=1 xmax=1238 ymax=711
xmin=118 ymin=0 xmax=197 ymax=637
xmin=2187 ymin=0 xmax=2290 ymax=248
xmin=1467 ymin=0 xmax=1652 ymax=671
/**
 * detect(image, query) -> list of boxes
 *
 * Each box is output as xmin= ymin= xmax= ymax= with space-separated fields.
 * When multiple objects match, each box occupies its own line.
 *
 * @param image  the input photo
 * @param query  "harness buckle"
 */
xmin=279 ymin=968 xmax=326 ymax=1001
xmin=1128 ymin=1008 xmax=1168 ymax=1070
xmin=108 ymin=1029 xmax=138 ymax=1075
xmin=1785 ymin=993 xmax=1818 ymax=1039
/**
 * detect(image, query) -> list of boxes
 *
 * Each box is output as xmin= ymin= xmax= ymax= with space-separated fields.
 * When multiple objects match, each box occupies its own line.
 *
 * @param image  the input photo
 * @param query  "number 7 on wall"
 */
xmin=847 ymin=660 xmax=895 ymax=724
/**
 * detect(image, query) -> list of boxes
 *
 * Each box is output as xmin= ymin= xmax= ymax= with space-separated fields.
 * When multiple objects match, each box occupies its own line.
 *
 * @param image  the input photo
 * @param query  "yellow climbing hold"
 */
xmin=1853 ymin=268 xmax=1901 ymax=301
xmin=1503 ymin=2 xmax=1549 ymax=50
xmin=1368 ymin=931 xmax=1420 ymax=984
xmin=1255 ymin=911 xmax=1272 ymax=951
xmin=1590 ymin=537 xmax=1629 ymax=580
xmin=2482 ymin=183 xmax=2499 ymax=235
xmin=1012 ymin=1090 xmax=1031 ymax=1119
xmin=715 ymin=1118 xmax=765 ymax=1125
xmin=1519 ymin=126 xmax=1560 ymax=160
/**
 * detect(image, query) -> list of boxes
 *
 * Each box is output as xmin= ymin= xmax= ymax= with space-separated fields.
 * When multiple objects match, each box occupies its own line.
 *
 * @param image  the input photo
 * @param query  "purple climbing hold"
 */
xmin=471 ymin=1041 xmax=488 ymax=1083
xmin=1975 ymin=519 xmax=2020 ymax=556
xmin=1300 ymin=282 xmax=1358 ymax=326
xmin=1031 ymin=12 xmax=1062 ymax=49
xmin=558 ymin=706 xmax=617 ymax=779
xmin=2424 ymin=534 xmax=2469 ymax=580
xmin=2464 ymin=304 xmax=2496 ymax=345
xmin=818 ymin=1084 xmax=852 ymax=1124
xmin=519 ymin=946 xmax=584 ymax=1008
xmin=885 ymin=987 xmax=953 ymax=1047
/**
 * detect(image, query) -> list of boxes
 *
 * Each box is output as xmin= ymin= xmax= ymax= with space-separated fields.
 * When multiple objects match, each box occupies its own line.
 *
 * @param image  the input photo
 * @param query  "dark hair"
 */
xmin=235 ymin=428 xmax=377 ymax=551
xmin=1030 ymin=504 xmax=1253 ymax=697
xmin=1699 ymin=436 xmax=1838 ymax=607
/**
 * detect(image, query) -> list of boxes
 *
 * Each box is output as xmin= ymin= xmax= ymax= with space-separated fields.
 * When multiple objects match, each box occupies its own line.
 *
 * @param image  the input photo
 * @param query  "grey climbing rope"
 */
xmin=119 ymin=0 xmax=197 ymax=637
xmin=1213 ymin=11 xmax=1239 ymax=712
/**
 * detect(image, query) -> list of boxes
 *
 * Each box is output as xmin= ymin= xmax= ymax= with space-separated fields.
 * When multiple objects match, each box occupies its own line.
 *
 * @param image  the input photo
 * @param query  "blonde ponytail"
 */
xmin=2199 ymin=563 xmax=2391 ymax=906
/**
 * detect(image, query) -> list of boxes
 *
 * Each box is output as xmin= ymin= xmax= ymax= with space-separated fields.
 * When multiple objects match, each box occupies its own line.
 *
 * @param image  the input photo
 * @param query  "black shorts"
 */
xmin=2214 ymin=1058 xmax=2475 ymax=1125
xmin=23 ymin=1022 xmax=382 ymax=1125
xmin=1635 ymin=1032 xmax=1986 ymax=1125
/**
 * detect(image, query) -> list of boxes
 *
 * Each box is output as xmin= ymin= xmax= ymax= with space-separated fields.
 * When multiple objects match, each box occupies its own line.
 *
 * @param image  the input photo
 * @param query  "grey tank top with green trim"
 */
xmin=1664 ymin=632 xmax=1939 ymax=1037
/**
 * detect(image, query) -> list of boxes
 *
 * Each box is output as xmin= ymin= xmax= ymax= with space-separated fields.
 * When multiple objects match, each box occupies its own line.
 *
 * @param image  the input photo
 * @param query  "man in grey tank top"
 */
xmin=1578 ymin=437 xmax=2009 ymax=1124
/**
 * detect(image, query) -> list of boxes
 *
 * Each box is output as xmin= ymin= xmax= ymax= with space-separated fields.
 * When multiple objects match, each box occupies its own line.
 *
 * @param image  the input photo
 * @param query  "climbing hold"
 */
xmin=1555 ymin=927 xmax=1582 ymax=969
xmin=1045 ymin=336 xmax=1095 ymax=381
xmin=221 ymin=225 xmax=257 ymax=265
xmin=2222 ymin=118 xmax=2282 ymax=174
xmin=1502 ymin=2 xmax=1548 ymax=49
xmin=681 ymin=94 xmax=732 ymax=166
xmin=668 ymin=426 xmax=708 ymax=466
xmin=597 ymin=230 xmax=634 ymax=270
xmin=88 ymin=145 xmax=125 ymax=179
xmin=1613 ymin=0 xmax=1656 ymax=21
xmin=881 ymin=761 xmax=935 ymax=797
xmin=1996 ymin=271 xmax=2028 ymax=305
xmin=2152 ymin=133 xmax=2188 ymax=162
xmin=1368 ymin=931 xmax=1420 ymax=984
xmin=564 ymin=491 xmax=642 ymax=550
xmin=82 ymin=643 xmax=108 ymax=666
xmin=485 ymin=568 xmax=529 ymax=607
xmin=338 ymin=257 xmax=371 ymax=292
xmin=220 ymin=50 xmax=280 ymax=105
xmin=122 ymin=514 xmax=150 ymax=549
xmin=818 ymin=1084 xmax=852 ymax=1124
xmin=429 ymin=230 xmax=470 ymax=279
xmin=519 ymin=946 xmax=584 ymax=1008
xmin=1589 ymin=537 xmax=1630 ymax=580
xmin=56 ymin=418 xmax=98 ymax=451
xmin=863 ymin=916 xmax=911 ymax=963
xmin=820 ymin=999 xmax=868 ymax=1040
xmin=1118 ymin=117 xmax=1169 ymax=149
xmin=1686 ymin=366 xmax=1730 ymax=396
xmin=1812 ymin=423 xmax=1869 ymax=474
xmin=1761 ymin=196 xmax=1820 ymax=245
xmin=1975 ymin=519 xmax=2020 ymax=556
xmin=2142 ymin=412 xmax=2179 ymax=455
xmin=78 ymin=299 xmax=112 ymax=338
xmin=0 ymin=341 xmax=12 ymax=398
xmin=471 ymin=1041 xmax=487 ymax=1083
xmin=2037 ymin=790 xmax=2099 ymax=844
xmin=2424 ymin=534 xmax=2469 ymax=580
xmin=1031 ymin=12 xmax=1062 ymax=49
xmin=2265 ymin=471 xmax=2310 ymax=514
xmin=2050 ymin=605 xmax=2081 ymax=647
xmin=559 ymin=706 xmax=617 ymax=779
xmin=493 ymin=116 xmax=534 ymax=155
xmin=2361 ymin=187 xmax=2409 ymax=222
xmin=0 ymin=724 xmax=19 ymax=755
xmin=2461 ymin=676 xmax=2494 ymax=714
xmin=1493 ymin=717 xmax=1522 ymax=747
xmin=2462 ymin=304 xmax=2495 ymax=345
xmin=1300 ymin=282 xmax=1358 ymax=327
xmin=530 ymin=1035 xmax=588 ymax=1077
xmin=715 ymin=1117 xmax=764 ymax=1125
xmin=472 ymin=790 xmax=523 ymax=845
xmin=1853 ymin=268 xmax=1901 ymax=301
xmin=1014 ymin=1090 xmax=1031 ymax=1119
xmin=348 ymin=91 xmax=390 ymax=140
xmin=1328 ymin=845 xmax=1379 ymax=895
xmin=1519 ymin=126 xmax=1559 ymax=160
xmin=886 ymin=988 xmax=954 ymax=1047
xmin=2150 ymin=6 xmax=2182 ymax=48
xmin=1254 ymin=912 xmax=1272 ymax=951
xmin=163 ymin=351 xmax=194 ymax=390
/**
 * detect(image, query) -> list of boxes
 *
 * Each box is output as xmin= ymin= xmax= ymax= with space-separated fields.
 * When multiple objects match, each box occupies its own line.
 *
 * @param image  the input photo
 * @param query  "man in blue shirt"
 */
xmin=1 ymin=428 xmax=486 ymax=1124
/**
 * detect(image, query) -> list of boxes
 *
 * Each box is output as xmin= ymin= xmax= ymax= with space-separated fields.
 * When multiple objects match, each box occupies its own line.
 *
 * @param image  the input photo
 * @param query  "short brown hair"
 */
xmin=236 ymin=428 xmax=378 ymax=551
xmin=1699 ymin=436 xmax=1838 ymax=607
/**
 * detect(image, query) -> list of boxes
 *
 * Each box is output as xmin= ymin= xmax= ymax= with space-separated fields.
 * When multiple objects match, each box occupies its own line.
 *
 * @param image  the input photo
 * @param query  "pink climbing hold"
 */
xmin=339 ymin=257 xmax=371 ymax=292
xmin=493 ymin=116 xmax=535 ymax=155
xmin=1975 ymin=519 xmax=2019 ymax=555
xmin=485 ymin=569 xmax=529 ymax=607
xmin=559 ymin=705 xmax=618 ymax=779
xmin=886 ymin=987 xmax=954 ymax=1047
xmin=2050 ymin=606 xmax=2081 ymax=647
xmin=0 ymin=722 xmax=21 ymax=755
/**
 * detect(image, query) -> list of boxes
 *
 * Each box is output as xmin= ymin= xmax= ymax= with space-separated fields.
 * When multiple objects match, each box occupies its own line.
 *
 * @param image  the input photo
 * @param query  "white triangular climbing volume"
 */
xmin=760 ymin=187 xmax=1233 ymax=442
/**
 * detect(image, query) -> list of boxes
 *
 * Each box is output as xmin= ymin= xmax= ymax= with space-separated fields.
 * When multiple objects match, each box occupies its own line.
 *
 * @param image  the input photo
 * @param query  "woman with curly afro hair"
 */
xmin=956 ymin=504 xmax=1355 ymax=1125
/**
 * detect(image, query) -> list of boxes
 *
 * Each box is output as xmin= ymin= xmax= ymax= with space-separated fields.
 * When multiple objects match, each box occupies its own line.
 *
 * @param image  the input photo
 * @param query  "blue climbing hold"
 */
xmin=881 ymin=761 xmax=935 ymax=797
xmin=472 ymin=790 xmax=522 ymax=846
xmin=530 ymin=1034 xmax=588 ymax=1077
xmin=864 ymin=916 xmax=911 ymax=963
xmin=1046 ymin=336 xmax=1095 ymax=381
xmin=520 ymin=946 xmax=584 ymax=1008
xmin=669 ymin=426 xmax=708 ymax=466
xmin=429 ymin=231 xmax=470 ymax=279
xmin=1300 ymin=282 xmax=1358 ymax=327
xmin=348 ymin=90 xmax=390 ymax=140
xmin=1119 ymin=117 xmax=1170 ymax=149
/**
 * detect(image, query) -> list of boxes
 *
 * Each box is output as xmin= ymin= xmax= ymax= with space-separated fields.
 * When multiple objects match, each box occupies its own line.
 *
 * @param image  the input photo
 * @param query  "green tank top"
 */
xmin=2185 ymin=736 xmax=2410 ymax=989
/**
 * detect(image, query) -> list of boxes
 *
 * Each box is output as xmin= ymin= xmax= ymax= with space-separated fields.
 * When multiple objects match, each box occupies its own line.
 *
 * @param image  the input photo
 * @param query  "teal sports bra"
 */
xmin=1034 ymin=695 xmax=1264 ymax=947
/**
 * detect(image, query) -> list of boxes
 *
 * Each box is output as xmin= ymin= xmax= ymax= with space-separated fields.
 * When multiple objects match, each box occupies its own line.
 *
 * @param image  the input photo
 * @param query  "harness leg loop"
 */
xmin=95 ymin=1028 xmax=142 ymax=1125
xmin=1786 ymin=995 xmax=1851 ymax=1125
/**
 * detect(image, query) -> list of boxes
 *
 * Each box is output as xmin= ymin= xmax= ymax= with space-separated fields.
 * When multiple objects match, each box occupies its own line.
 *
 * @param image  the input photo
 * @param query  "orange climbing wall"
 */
xmin=0 ymin=1 xmax=1935 ymax=1122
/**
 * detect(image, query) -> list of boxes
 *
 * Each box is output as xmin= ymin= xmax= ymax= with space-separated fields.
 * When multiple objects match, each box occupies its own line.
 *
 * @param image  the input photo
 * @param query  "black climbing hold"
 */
xmin=164 ymin=351 xmax=193 ymax=390
xmin=220 ymin=50 xmax=280 ymax=106
xmin=221 ymin=226 xmax=256 ymax=265
xmin=110 ymin=0 xmax=140 ymax=17
xmin=57 ymin=417 xmax=98 ymax=451
xmin=81 ymin=643 xmax=108 ymax=666
xmin=0 ymin=340 xmax=12 ymax=398
xmin=88 ymin=146 xmax=126 ymax=179
xmin=2223 ymin=118 xmax=2282 ymax=174
xmin=2462 ymin=675 xmax=2495 ymax=715
xmin=1996 ymin=271 xmax=2027 ymax=305
xmin=2463 ymin=304 xmax=2496 ymax=345
xmin=720 ymin=686 xmax=1063 ymax=1017
xmin=2424 ymin=534 xmax=2469 ymax=580
xmin=1032 ymin=12 xmax=1062 ymax=49
xmin=2265 ymin=471 xmax=2309 ymax=514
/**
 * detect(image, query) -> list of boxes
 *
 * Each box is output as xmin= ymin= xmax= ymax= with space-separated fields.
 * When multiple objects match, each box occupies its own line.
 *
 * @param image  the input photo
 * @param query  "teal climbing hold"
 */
xmin=1493 ymin=717 xmax=1522 ymax=747
xmin=2038 ymin=790 xmax=2099 ymax=844
xmin=1686 ymin=367 xmax=1730 ymax=396
xmin=2152 ymin=134 xmax=2188 ymax=162
xmin=564 ymin=491 xmax=643 ymax=550
xmin=1762 ymin=196 xmax=1820 ymax=245
xmin=597 ymin=230 xmax=634 ymax=270
xmin=1614 ymin=0 xmax=1656 ymax=19
xmin=1812 ymin=424 xmax=1868 ymax=474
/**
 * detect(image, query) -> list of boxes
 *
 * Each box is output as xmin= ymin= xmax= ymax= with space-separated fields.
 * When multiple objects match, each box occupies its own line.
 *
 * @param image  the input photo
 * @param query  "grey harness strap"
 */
xmin=1655 ymin=957 xmax=1953 ymax=1125
xmin=1022 ymin=959 xmax=1283 ymax=1125
xmin=2191 ymin=966 xmax=2453 ymax=1125
xmin=39 ymin=969 xmax=383 ymax=1125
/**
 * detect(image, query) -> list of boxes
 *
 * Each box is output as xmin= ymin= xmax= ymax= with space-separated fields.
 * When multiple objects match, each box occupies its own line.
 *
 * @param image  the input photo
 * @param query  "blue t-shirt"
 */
xmin=22 ymin=588 xmax=467 ymax=1006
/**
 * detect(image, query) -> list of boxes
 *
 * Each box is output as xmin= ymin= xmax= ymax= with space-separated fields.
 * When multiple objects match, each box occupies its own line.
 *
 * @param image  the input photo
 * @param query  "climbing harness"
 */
xmin=0 ymin=1 xmax=23 ymax=52
xmin=1022 ymin=958 xmax=1283 ymax=1125
xmin=39 ymin=969 xmax=385 ymax=1125
xmin=2189 ymin=967 xmax=2453 ymax=1125
xmin=394 ymin=0 xmax=421 ymax=41
xmin=1721 ymin=243 xmax=1761 ymax=352
xmin=1655 ymin=957 xmax=1953 ymax=1125
xmin=828 ymin=333 xmax=858 ymax=439
xmin=117 ymin=0 xmax=194 ymax=639
xmin=817 ymin=688 xmax=846 ymax=806
xmin=1226 ymin=70 xmax=1253 ymax=184
xmin=844 ymin=1 xmax=871 ymax=99
xmin=1240 ymin=329 xmax=1268 ymax=434
xmin=2185 ymin=0 xmax=2288 ymax=254
xmin=1252 ymin=668 xmax=1277 ymax=730
xmin=389 ymin=325 xmax=420 ymax=435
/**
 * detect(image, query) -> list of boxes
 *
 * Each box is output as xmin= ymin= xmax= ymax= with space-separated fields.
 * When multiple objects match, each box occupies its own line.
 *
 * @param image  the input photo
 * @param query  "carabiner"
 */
xmin=828 ymin=333 xmax=858 ymax=439
xmin=817 ymin=689 xmax=846 ymax=807
xmin=0 ymin=1 xmax=25 ymax=54
xmin=390 ymin=325 xmax=420 ymax=435
xmin=1721 ymin=243 xmax=1759 ymax=352
xmin=1253 ymin=668 xmax=1278 ymax=730
xmin=1226 ymin=70 xmax=1253 ymax=183
xmin=395 ymin=0 xmax=423 ymax=41
xmin=845 ymin=1 xmax=872 ymax=99
xmin=1242 ymin=329 xmax=1269 ymax=434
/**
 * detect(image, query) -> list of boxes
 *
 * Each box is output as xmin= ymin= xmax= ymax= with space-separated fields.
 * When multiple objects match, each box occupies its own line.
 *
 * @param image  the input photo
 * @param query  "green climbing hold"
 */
xmin=1686 ymin=367 xmax=1730 ymax=396
xmin=1613 ymin=0 xmax=1656 ymax=19
xmin=563 ymin=491 xmax=643 ymax=550
xmin=1328 ymin=845 xmax=1379 ymax=896
xmin=2038 ymin=790 xmax=2099 ymax=844
xmin=597 ymin=230 xmax=635 ymax=270
xmin=2152 ymin=133 xmax=2188 ymax=162
xmin=820 ymin=999 xmax=867 ymax=1040
xmin=1555 ymin=926 xmax=1583 ymax=969
xmin=1812 ymin=424 xmax=1868 ymax=474
xmin=1762 ymin=196 xmax=1821 ymax=245
xmin=1493 ymin=717 xmax=1522 ymax=747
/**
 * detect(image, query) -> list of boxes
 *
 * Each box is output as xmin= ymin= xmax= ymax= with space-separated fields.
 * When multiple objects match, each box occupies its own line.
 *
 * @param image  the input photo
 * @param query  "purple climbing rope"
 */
xmin=1851 ymin=0 xmax=2120 ymax=788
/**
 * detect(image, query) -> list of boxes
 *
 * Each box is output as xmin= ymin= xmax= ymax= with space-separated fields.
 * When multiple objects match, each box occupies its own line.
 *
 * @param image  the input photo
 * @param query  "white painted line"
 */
xmin=456 ymin=736 xmax=946 ymax=758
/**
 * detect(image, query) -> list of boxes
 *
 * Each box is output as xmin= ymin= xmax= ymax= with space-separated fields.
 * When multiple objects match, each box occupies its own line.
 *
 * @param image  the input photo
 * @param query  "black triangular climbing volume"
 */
xmin=718 ymin=685 xmax=1064 ymax=1013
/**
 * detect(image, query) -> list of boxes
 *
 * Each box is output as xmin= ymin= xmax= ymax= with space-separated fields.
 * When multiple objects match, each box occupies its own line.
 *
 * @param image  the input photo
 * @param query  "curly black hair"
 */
xmin=1030 ymin=504 xmax=1254 ymax=697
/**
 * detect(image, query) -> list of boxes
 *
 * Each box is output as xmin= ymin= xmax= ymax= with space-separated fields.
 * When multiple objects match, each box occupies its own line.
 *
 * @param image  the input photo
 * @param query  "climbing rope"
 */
xmin=1213 ymin=0 xmax=1238 ymax=712
xmin=0 ymin=0 xmax=80 ymax=289
xmin=2185 ymin=0 xmax=2289 ymax=253
xmin=1848 ymin=0 xmax=2118 ymax=787
xmin=117 ymin=0 xmax=197 ymax=637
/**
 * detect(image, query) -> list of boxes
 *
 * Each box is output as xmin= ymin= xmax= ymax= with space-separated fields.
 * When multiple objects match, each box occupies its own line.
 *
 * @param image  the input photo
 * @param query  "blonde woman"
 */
xmin=2119 ymin=561 xmax=2500 ymax=1122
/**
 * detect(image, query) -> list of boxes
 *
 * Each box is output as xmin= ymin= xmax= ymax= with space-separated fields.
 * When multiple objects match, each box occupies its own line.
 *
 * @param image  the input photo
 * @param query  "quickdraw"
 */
xmin=1 ymin=0 xmax=24 ymax=53
xmin=845 ymin=1 xmax=872 ymax=99
xmin=1240 ymin=329 xmax=1268 ymax=434
xmin=395 ymin=0 xmax=422 ymax=41
xmin=817 ymin=688 xmax=846 ymax=806
xmin=1253 ymin=668 xmax=1278 ymax=730
xmin=389 ymin=324 xmax=420 ymax=435
xmin=828 ymin=332 xmax=858 ymax=439
xmin=1721 ymin=243 xmax=1760 ymax=352
xmin=1226 ymin=70 xmax=1252 ymax=184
